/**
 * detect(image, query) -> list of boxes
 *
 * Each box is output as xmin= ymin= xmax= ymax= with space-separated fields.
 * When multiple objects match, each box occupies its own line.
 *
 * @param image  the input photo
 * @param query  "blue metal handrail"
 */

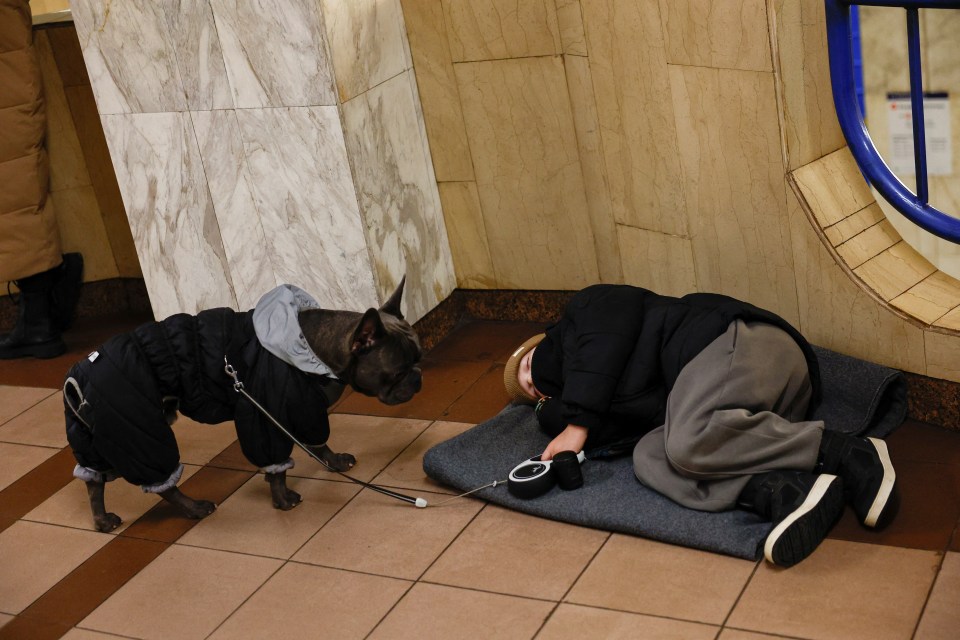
xmin=825 ymin=0 xmax=960 ymax=243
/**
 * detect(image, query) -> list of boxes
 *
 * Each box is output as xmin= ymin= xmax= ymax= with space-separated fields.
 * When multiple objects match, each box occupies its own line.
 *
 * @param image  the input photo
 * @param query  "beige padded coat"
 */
xmin=0 ymin=0 xmax=62 ymax=282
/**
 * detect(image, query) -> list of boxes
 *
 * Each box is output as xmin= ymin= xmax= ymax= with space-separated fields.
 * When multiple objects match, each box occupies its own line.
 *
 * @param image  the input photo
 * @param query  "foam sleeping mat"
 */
xmin=423 ymin=346 xmax=907 ymax=560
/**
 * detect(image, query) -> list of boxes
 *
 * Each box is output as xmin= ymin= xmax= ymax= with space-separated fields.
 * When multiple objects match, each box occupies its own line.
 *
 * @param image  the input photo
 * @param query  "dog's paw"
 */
xmin=94 ymin=512 xmax=122 ymax=532
xmin=183 ymin=499 xmax=217 ymax=519
xmin=272 ymin=488 xmax=302 ymax=510
xmin=320 ymin=450 xmax=356 ymax=472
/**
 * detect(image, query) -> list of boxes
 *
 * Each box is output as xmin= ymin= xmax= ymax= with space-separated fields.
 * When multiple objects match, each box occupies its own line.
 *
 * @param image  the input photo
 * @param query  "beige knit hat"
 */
xmin=503 ymin=334 xmax=546 ymax=404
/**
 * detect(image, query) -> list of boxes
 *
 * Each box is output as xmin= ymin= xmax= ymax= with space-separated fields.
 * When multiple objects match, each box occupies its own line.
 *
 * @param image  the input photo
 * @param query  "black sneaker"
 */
xmin=818 ymin=431 xmax=898 ymax=528
xmin=738 ymin=470 xmax=845 ymax=568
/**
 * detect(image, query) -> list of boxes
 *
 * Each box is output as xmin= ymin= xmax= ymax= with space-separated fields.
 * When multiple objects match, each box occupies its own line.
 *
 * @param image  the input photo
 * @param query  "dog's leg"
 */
xmin=306 ymin=443 xmax=356 ymax=472
xmin=265 ymin=471 xmax=302 ymax=510
xmin=85 ymin=480 xmax=122 ymax=532
xmin=159 ymin=486 xmax=217 ymax=519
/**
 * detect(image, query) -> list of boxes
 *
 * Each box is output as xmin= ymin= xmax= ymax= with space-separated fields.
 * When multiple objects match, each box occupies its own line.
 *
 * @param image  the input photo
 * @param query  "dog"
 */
xmin=63 ymin=278 xmax=422 ymax=532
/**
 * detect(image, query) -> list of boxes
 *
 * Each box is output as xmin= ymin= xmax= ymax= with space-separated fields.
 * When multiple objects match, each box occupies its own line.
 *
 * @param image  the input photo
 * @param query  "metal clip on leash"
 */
xmin=224 ymin=357 xmax=427 ymax=508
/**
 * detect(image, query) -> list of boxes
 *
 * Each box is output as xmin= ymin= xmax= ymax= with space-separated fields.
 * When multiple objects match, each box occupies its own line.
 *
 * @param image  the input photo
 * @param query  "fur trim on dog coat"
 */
xmin=65 ymin=286 xmax=343 ymax=491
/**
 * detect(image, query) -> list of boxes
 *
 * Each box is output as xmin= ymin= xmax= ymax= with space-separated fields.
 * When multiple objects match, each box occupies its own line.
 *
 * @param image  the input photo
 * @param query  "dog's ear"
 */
xmin=380 ymin=275 xmax=406 ymax=320
xmin=351 ymin=308 xmax=385 ymax=355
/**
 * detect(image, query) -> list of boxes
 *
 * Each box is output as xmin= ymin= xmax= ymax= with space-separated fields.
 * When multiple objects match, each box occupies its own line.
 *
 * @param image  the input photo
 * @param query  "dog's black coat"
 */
xmin=65 ymin=307 xmax=335 ymax=487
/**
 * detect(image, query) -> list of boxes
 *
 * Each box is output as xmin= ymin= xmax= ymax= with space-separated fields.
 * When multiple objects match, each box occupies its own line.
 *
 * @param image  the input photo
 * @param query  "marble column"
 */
xmin=71 ymin=0 xmax=455 ymax=322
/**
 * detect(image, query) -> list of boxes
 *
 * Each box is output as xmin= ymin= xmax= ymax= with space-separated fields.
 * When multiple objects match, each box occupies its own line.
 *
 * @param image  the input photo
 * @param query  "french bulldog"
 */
xmin=64 ymin=278 xmax=422 ymax=532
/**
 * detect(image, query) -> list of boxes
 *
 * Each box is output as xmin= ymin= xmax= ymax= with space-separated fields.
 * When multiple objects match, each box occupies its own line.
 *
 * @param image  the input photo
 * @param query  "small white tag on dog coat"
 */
xmin=88 ymin=351 xmax=99 ymax=362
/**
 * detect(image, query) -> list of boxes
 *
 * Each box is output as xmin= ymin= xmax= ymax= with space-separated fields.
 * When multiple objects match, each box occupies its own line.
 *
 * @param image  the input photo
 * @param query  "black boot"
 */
xmin=817 ymin=430 xmax=899 ymax=529
xmin=51 ymin=252 xmax=84 ymax=331
xmin=737 ymin=470 xmax=845 ymax=567
xmin=0 ymin=265 xmax=66 ymax=359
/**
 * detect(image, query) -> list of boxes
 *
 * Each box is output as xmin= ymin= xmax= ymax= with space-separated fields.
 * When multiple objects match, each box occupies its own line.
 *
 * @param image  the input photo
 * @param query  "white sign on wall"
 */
xmin=887 ymin=91 xmax=952 ymax=176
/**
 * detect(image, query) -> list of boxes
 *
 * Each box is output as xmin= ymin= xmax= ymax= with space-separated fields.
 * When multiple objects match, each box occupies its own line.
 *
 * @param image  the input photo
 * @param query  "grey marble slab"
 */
xmin=192 ymin=110 xmax=278 ymax=311
xmin=342 ymin=69 xmax=456 ymax=323
xmin=210 ymin=0 xmax=337 ymax=108
xmin=72 ymin=0 xmax=187 ymax=114
xmin=101 ymin=112 xmax=238 ymax=317
xmin=234 ymin=106 xmax=378 ymax=311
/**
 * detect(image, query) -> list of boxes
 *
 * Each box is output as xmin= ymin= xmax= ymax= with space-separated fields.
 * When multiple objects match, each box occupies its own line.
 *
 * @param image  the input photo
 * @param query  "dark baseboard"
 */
xmin=0 ymin=278 xmax=152 ymax=330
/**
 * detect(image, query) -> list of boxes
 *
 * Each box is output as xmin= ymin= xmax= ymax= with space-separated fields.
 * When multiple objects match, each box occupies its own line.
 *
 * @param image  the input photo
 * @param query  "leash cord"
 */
xmin=427 ymin=479 xmax=509 ymax=507
xmin=223 ymin=357 xmax=426 ymax=507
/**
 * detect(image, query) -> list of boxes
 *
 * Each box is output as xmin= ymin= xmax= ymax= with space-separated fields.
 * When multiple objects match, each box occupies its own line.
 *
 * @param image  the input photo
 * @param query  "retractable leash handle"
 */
xmin=223 ymin=357 xmax=428 ymax=508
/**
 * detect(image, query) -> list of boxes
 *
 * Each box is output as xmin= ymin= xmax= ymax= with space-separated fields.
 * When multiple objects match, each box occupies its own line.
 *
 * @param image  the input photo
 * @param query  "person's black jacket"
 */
xmin=531 ymin=285 xmax=821 ymax=452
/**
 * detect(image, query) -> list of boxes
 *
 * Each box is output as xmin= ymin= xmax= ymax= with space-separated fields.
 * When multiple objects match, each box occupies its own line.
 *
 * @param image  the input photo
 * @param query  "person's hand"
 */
xmin=541 ymin=424 xmax=588 ymax=460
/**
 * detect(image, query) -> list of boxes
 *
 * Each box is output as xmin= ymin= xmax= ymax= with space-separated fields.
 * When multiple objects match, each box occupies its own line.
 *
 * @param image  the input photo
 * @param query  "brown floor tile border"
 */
xmin=0 ymin=449 xmax=75 ymax=532
xmin=0 ymin=444 xmax=253 ymax=640
xmin=15 ymin=536 xmax=169 ymax=628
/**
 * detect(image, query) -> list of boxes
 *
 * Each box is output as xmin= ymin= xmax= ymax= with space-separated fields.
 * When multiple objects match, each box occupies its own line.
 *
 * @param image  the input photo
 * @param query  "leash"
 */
xmin=223 ymin=356 xmax=427 ymax=508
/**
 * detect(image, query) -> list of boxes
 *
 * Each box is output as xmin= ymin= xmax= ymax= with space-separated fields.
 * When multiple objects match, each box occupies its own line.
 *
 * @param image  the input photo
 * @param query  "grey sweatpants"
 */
xmin=632 ymin=319 xmax=824 ymax=512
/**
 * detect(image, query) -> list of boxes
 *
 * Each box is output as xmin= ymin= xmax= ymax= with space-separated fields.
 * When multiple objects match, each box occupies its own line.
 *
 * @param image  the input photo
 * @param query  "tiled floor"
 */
xmin=0 ymin=315 xmax=959 ymax=640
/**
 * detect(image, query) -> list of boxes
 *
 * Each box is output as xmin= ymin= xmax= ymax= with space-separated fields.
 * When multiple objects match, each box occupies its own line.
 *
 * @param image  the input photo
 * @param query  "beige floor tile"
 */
xmin=292 ymin=487 xmax=483 ymax=580
xmin=566 ymin=534 xmax=755 ymax=625
xmin=371 ymin=420 xmax=475 ymax=495
xmin=171 ymin=416 xmax=239 ymax=466
xmin=209 ymin=562 xmax=411 ymax=640
xmin=0 ymin=393 xmax=68 ymax=448
xmin=0 ymin=441 xmax=58 ymax=491
xmin=0 ymin=520 xmax=111 ymax=614
xmin=24 ymin=464 xmax=201 ymax=534
xmin=288 ymin=414 xmax=431 ymax=483
xmin=423 ymin=505 xmax=608 ymax=600
xmin=368 ymin=582 xmax=553 ymax=640
xmin=79 ymin=544 xmax=282 ymax=640
xmin=0 ymin=386 xmax=56 ymax=426
xmin=178 ymin=474 xmax=359 ymax=558
xmin=718 ymin=631 xmax=786 ymax=640
xmin=62 ymin=629 xmax=129 ymax=639
xmin=538 ymin=603 xmax=719 ymax=639
xmin=0 ymin=613 xmax=12 ymax=629
xmin=915 ymin=551 xmax=960 ymax=639
xmin=728 ymin=539 xmax=940 ymax=640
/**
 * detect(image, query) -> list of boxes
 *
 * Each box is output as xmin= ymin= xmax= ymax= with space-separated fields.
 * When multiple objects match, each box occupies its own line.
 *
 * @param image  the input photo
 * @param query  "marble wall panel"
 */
xmin=555 ymin=0 xmax=588 ymax=56
xmin=617 ymin=225 xmax=696 ymax=297
xmin=342 ymin=70 xmax=456 ymax=322
xmin=71 ymin=0 xmax=187 ymax=114
xmin=63 ymin=83 xmax=141 ymax=278
xmin=564 ymin=54 xmax=622 ymax=283
xmin=322 ymin=0 xmax=412 ymax=102
xmin=437 ymin=182 xmax=496 ymax=288
xmin=164 ymin=0 xmax=234 ymax=111
xmin=925 ymin=330 xmax=960 ymax=383
xmin=191 ymin=110 xmax=278 ymax=311
xmin=442 ymin=0 xmax=561 ymax=61
xmin=100 ymin=113 xmax=237 ymax=317
xmin=671 ymin=65 xmax=799 ymax=324
xmin=792 ymin=147 xmax=874 ymax=228
xmin=580 ymin=0 xmax=687 ymax=236
xmin=788 ymin=187 xmax=927 ymax=374
xmin=210 ymin=0 xmax=336 ymax=108
xmin=50 ymin=186 xmax=119 ymax=282
xmin=455 ymin=57 xmax=598 ymax=290
xmin=37 ymin=32 xmax=89 ymax=192
xmin=233 ymin=106 xmax=377 ymax=312
xmin=399 ymin=0 xmax=474 ymax=182
xmin=659 ymin=0 xmax=771 ymax=72
xmin=923 ymin=8 xmax=960 ymax=93
xmin=773 ymin=0 xmax=845 ymax=171
xmin=859 ymin=6 xmax=909 ymax=96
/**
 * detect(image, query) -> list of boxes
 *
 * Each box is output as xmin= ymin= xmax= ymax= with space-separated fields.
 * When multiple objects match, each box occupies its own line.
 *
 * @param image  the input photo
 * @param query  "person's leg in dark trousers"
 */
xmin=633 ymin=320 xmax=843 ymax=566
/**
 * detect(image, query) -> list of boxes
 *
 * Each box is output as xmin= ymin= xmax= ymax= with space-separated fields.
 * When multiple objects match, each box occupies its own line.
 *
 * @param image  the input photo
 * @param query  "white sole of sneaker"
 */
xmin=864 ymin=437 xmax=896 ymax=528
xmin=764 ymin=474 xmax=840 ymax=567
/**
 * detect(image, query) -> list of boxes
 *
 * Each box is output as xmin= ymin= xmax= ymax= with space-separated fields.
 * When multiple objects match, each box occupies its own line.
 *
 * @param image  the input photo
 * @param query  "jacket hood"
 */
xmin=252 ymin=285 xmax=338 ymax=378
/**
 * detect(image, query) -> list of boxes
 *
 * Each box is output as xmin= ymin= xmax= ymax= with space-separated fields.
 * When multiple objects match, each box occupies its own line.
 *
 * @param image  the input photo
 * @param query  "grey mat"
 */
xmin=423 ymin=346 xmax=907 ymax=560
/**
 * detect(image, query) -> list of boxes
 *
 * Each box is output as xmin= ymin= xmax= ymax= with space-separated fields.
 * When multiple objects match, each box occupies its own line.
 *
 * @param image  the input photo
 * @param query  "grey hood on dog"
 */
xmin=252 ymin=284 xmax=338 ymax=379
